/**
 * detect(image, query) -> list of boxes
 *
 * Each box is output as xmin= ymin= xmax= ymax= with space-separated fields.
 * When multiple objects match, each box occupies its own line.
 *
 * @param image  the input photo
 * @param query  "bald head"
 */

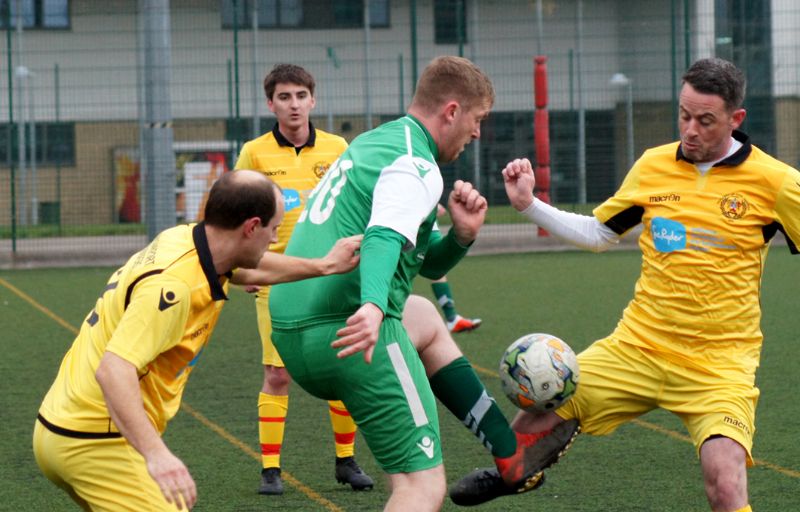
xmin=204 ymin=170 xmax=280 ymax=229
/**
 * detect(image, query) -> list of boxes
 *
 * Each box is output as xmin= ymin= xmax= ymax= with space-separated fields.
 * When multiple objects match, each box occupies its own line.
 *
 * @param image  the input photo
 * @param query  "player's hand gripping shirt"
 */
xmin=270 ymin=115 xmax=443 ymax=323
xmin=235 ymin=123 xmax=348 ymax=255
xmin=594 ymin=131 xmax=800 ymax=376
xmin=38 ymin=224 xmax=229 ymax=435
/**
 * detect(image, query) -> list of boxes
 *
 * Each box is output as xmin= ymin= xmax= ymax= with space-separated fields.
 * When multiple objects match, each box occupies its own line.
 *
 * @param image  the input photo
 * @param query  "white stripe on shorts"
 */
xmin=386 ymin=342 xmax=429 ymax=427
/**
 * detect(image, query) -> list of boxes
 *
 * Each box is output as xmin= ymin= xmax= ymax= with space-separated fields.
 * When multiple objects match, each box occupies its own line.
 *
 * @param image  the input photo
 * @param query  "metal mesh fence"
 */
xmin=1 ymin=0 xmax=798 ymax=266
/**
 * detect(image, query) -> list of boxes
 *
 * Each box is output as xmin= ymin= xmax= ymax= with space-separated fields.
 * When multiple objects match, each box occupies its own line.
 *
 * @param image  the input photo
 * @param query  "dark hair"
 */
xmin=263 ymin=63 xmax=315 ymax=100
xmin=204 ymin=171 xmax=277 ymax=229
xmin=682 ymin=58 xmax=746 ymax=111
xmin=412 ymin=56 xmax=495 ymax=111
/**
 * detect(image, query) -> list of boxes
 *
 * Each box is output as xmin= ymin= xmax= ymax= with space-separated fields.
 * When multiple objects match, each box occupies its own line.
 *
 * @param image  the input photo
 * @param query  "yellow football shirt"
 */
xmin=235 ymin=123 xmax=348 ymax=254
xmin=594 ymin=131 xmax=800 ymax=377
xmin=38 ymin=223 xmax=229 ymax=434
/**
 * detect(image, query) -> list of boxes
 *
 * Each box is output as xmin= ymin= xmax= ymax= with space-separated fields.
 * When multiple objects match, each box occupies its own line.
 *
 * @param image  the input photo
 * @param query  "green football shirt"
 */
xmin=270 ymin=115 xmax=443 ymax=323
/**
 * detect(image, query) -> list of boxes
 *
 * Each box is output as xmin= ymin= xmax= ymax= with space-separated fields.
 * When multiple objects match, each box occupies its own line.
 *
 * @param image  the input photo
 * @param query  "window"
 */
xmin=330 ymin=0 xmax=389 ymax=28
xmin=0 ymin=123 xmax=76 ymax=167
xmin=221 ymin=0 xmax=389 ymax=29
xmin=0 ymin=0 xmax=69 ymax=29
xmin=222 ymin=0 xmax=302 ymax=28
xmin=434 ymin=0 xmax=467 ymax=45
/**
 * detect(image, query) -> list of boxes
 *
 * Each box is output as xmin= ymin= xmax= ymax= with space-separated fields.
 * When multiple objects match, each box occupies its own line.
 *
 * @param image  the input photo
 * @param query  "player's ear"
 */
xmin=730 ymin=108 xmax=746 ymax=129
xmin=442 ymin=101 xmax=459 ymax=123
xmin=243 ymin=217 xmax=262 ymax=237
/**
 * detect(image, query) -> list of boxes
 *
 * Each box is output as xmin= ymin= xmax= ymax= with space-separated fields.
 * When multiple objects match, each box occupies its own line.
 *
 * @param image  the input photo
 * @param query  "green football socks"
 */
xmin=431 ymin=281 xmax=457 ymax=322
xmin=430 ymin=356 xmax=517 ymax=458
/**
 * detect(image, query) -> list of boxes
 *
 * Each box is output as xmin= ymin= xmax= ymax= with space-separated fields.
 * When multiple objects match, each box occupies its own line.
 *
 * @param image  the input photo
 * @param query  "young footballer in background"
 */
xmin=234 ymin=63 xmax=373 ymax=495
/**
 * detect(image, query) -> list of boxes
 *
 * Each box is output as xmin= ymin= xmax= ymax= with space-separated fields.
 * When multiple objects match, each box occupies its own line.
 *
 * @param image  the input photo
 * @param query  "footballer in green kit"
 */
xmin=270 ymin=56 xmax=580 ymax=511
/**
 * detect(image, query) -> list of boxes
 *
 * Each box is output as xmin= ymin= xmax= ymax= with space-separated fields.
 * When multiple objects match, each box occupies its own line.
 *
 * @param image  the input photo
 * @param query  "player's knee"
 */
xmin=705 ymin=472 xmax=746 ymax=510
xmin=405 ymin=294 xmax=439 ymax=319
xmin=263 ymin=365 xmax=291 ymax=393
xmin=389 ymin=467 xmax=446 ymax=510
xmin=404 ymin=295 xmax=450 ymax=345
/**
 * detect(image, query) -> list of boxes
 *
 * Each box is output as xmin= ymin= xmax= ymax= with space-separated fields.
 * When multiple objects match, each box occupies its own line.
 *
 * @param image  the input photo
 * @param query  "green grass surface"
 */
xmin=1 ymin=249 xmax=798 ymax=511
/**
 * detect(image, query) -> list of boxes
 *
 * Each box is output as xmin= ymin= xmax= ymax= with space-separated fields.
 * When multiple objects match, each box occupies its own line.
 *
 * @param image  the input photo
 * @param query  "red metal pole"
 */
xmin=533 ymin=56 xmax=551 ymax=236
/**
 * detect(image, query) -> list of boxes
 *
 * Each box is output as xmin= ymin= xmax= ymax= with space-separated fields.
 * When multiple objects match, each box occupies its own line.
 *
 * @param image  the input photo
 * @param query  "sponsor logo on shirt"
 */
xmin=261 ymin=169 xmax=288 ymax=176
xmin=283 ymin=189 xmax=301 ymax=212
xmin=189 ymin=323 xmax=210 ymax=340
xmin=650 ymin=217 xmax=686 ymax=252
xmin=417 ymin=436 xmax=435 ymax=459
xmin=719 ymin=193 xmax=748 ymax=220
xmin=176 ymin=340 xmax=208 ymax=377
xmin=158 ymin=289 xmax=179 ymax=311
xmin=649 ymin=193 xmax=681 ymax=203
xmin=651 ymin=218 xmax=736 ymax=252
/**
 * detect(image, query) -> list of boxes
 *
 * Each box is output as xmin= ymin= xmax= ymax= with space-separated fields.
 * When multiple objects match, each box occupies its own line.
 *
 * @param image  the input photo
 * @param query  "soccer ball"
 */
xmin=499 ymin=333 xmax=580 ymax=413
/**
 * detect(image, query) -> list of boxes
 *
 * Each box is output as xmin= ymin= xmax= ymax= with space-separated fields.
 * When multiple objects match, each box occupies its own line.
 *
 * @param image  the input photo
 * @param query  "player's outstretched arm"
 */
xmin=233 ymin=235 xmax=362 ymax=286
xmin=96 ymin=352 xmax=197 ymax=510
xmin=447 ymin=180 xmax=488 ymax=245
xmin=503 ymin=158 xmax=536 ymax=211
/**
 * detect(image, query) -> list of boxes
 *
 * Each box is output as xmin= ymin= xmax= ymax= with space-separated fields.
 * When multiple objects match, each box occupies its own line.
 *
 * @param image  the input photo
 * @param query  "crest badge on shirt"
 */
xmin=313 ymin=161 xmax=330 ymax=179
xmin=719 ymin=193 xmax=749 ymax=220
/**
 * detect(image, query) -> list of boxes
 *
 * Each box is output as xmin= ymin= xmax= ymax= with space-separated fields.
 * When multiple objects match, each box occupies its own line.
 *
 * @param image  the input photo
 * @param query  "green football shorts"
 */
xmin=272 ymin=316 xmax=442 ymax=473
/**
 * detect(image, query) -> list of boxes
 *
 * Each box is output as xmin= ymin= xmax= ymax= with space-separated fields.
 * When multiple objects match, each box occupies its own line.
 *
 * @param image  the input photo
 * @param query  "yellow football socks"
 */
xmin=328 ymin=400 xmax=357 ymax=458
xmin=258 ymin=392 xmax=288 ymax=468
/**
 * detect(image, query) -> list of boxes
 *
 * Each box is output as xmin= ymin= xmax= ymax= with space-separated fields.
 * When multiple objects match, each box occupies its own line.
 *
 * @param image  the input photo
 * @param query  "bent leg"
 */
xmin=403 ymin=295 xmax=516 ymax=457
xmin=700 ymin=436 xmax=749 ymax=512
xmin=402 ymin=294 xmax=463 ymax=375
xmin=386 ymin=465 xmax=446 ymax=512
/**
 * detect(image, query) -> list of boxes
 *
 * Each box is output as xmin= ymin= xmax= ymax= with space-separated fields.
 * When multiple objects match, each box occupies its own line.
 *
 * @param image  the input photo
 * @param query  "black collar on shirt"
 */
xmin=272 ymin=122 xmax=316 ymax=154
xmin=192 ymin=222 xmax=228 ymax=301
xmin=675 ymin=129 xmax=751 ymax=166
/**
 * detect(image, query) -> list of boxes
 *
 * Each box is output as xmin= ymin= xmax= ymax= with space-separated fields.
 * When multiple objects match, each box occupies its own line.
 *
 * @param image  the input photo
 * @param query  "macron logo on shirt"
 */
xmin=417 ymin=436 xmax=435 ymax=459
xmin=158 ymin=289 xmax=179 ymax=311
xmin=412 ymin=157 xmax=437 ymax=179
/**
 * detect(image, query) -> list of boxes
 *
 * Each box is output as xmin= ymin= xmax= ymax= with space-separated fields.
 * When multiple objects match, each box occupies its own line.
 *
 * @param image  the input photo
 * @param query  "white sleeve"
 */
xmin=368 ymin=154 xmax=443 ymax=247
xmin=521 ymin=198 xmax=620 ymax=252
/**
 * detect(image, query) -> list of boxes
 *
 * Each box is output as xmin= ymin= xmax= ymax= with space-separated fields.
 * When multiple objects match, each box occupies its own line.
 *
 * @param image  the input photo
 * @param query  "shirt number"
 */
xmin=298 ymin=158 xmax=352 ymax=225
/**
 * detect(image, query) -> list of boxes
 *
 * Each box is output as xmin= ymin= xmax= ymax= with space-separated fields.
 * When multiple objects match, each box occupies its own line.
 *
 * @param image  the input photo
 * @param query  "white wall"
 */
xmin=2 ymin=0 xmax=797 ymax=124
xmin=772 ymin=0 xmax=800 ymax=96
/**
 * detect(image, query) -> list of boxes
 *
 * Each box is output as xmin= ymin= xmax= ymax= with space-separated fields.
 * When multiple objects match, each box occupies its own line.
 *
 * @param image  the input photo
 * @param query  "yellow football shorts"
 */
xmin=555 ymin=335 xmax=758 ymax=466
xmin=256 ymin=289 xmax=284 ymax=367
xmin=33 ymin=419 xmax=183 ymax=511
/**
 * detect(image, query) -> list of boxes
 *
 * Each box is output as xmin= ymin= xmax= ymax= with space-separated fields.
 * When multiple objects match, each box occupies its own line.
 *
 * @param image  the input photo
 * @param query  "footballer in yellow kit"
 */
xmin=557 ymin=129 xmax=800 ymax=463
xmin=235 ymin=64 xmax=372 ymax=495
xmin=37 ymin=224 xmax=228 ymax=432
xmin=236 ymin=123 xmax=347 ymax=367
xmin=32 ymin=171 xmax=363 ymax=510
xmin=236 ymin=126 xmax=346 ymax=367
xmin=34 ymin=224 xmax=231 ymax=511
